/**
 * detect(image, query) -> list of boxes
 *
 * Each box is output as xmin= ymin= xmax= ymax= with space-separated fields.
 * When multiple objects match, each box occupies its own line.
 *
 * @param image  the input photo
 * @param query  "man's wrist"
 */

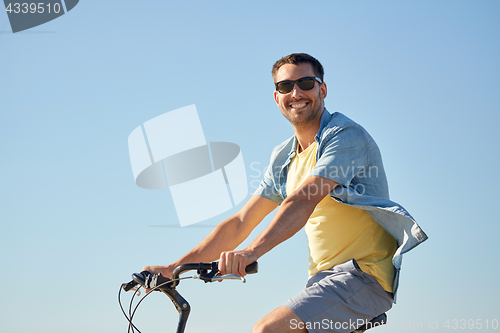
xmin=245 ymin=244 xmax=263 ymax=261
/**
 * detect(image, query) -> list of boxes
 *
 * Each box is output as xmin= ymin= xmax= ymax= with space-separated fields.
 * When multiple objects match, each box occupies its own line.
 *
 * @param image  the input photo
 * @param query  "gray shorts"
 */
xmin=284 ymin=259 xmax=394 ymax=333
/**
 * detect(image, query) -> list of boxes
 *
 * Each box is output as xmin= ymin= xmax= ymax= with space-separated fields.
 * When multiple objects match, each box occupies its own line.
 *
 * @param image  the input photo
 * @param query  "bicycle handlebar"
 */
xmin=172 ymin=261 xmax=258 ymax=285
xmin=120 ymin=261 xmax=258 ymax=333
xmin=122 ymin=261 xmax=258 ymax=292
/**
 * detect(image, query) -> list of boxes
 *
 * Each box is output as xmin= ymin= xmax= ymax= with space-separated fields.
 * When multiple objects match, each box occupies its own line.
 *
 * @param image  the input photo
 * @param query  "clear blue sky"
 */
xmin=1 ymin=1 xmax=499 ymax=332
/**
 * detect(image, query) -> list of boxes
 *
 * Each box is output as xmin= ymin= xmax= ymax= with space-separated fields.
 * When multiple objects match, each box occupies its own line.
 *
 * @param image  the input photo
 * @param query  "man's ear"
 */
xmin=274 ymin=90 xmax=279 ymax=105
xmin=320 ymin=82 xmax=327 ymax=100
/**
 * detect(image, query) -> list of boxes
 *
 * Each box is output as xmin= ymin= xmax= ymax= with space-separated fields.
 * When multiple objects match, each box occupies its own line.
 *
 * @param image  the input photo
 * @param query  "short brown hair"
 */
xmin=272 ymin=53 xmax=324 ymax=82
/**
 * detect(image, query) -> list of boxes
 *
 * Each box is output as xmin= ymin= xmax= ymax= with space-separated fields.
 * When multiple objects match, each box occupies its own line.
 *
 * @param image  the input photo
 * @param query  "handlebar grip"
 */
xmin=245 ymin=261 xmax=258 ymax=274
xmin=121 ymin=271 xmax=150 ymax=292
xmin=122 ymin=280 xmax=138 ymax=292
xmin=132 ymin=271 xmax=149 ymax=286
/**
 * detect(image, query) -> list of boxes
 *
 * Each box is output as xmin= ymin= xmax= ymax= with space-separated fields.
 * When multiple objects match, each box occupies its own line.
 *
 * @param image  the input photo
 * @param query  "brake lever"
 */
xmin=208 ymin=274 xmax=246 ymax=283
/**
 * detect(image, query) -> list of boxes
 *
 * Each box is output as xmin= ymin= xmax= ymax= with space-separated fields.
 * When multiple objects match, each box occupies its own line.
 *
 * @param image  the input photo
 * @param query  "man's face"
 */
xmin=273 ymin=63 xmax=327 ymax=128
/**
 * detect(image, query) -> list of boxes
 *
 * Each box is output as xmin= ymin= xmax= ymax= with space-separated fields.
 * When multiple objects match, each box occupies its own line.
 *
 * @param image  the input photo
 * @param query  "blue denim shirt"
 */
xmin=254 ymin=109 xmax=428 ymax=296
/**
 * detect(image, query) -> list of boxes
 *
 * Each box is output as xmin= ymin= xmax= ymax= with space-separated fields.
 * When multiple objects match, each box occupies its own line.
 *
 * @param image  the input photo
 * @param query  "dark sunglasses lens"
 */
xmin=297 ymin=78 xmax=316 ymax=91
xmin=276 ymin=77 xmax=318 ymax=93
xmin=277 ymin=82 xmax=294 ymax=94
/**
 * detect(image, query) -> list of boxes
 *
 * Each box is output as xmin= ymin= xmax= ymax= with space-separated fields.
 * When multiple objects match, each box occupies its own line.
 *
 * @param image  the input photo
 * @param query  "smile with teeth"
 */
xmin=290 ymin=102 xmax=308 ymax=110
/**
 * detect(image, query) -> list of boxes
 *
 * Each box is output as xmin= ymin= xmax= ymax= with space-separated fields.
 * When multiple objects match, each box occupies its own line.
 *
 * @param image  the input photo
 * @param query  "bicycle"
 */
xmin=119 ymin=261 xmax=387 ymax=333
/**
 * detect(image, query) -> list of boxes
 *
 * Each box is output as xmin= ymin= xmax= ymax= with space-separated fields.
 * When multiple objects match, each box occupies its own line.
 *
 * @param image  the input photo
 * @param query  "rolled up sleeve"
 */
xmin=254 ymin=162 xmax=284 ymax=204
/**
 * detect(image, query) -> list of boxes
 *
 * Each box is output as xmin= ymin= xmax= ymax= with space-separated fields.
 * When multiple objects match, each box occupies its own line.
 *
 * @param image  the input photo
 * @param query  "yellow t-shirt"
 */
xmin=286 ymin=141 xmax=397 ymax=292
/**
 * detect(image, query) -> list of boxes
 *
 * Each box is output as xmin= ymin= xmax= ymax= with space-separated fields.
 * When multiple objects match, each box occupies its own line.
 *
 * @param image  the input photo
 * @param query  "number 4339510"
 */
xmin=444 ymin=319 xmax=498 ymax=330
xmin=5 ymin=3 xmax=62 ymax=14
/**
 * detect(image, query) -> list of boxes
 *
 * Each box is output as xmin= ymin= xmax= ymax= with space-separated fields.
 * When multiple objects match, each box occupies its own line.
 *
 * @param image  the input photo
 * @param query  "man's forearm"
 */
xmin=172 ymin=215 xmax=251 ymax=267
xmin=143 ymin=196 xmax=278 ymax=278
xmin=246 ymin=196 xmax=316 ymax=259
xmin=245 ymin=177 xmax=338 ymax=260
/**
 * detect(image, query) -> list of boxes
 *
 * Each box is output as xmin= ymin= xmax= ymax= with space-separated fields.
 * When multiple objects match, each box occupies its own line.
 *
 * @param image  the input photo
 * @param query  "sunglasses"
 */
xmin=275 ymin=76 xmax=323 ymax=94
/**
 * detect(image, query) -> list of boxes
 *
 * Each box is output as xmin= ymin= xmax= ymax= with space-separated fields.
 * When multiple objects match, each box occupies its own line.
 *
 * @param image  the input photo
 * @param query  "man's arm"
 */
xmin=218 ymin=176 xmax=338 ymax=277
xmin=142 ymin=195 xmax=279 ymax=278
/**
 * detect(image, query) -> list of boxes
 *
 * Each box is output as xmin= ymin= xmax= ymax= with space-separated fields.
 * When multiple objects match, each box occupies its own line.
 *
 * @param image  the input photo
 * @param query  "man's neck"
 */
xmin=293 ymin=111 xmax=323 ymax=153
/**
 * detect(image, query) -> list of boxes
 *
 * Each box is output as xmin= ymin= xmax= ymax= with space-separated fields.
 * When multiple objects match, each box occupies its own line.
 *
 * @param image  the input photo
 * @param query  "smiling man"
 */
xmin=143 ymin=53 xmax=427 ymax=333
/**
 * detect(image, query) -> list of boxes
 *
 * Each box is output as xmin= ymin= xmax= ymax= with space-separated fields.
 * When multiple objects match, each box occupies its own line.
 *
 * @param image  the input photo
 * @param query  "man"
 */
xmin=143 ymin=53 xmax=427 ymax=333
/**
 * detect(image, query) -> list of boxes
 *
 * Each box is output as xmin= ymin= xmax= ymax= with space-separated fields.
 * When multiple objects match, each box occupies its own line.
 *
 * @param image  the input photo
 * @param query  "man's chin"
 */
xmin=288 ymin=116 xmax=316 ymax=127
xmin=287 ymin=111 xmax=322 ymax=127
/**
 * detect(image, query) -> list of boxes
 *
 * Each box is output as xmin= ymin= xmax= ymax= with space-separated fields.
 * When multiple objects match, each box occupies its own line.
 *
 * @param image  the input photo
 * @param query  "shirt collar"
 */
xmin=315 ymin=107 xmax=332 ymax=142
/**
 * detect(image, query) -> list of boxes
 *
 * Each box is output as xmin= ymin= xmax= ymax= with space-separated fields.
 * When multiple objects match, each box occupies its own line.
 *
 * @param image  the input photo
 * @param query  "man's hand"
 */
xmin=218 ymin=249 xmax=257 ymax=277
xmin=141 ymin=265 xmax=174 ymax=279
xmin=139 ymin=265 xmax=175 ymax=293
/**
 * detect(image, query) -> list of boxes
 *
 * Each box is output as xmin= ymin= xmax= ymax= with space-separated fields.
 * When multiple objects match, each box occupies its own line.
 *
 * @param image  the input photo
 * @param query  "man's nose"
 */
xmin=290 ymin=83 xmax=303 ymax=98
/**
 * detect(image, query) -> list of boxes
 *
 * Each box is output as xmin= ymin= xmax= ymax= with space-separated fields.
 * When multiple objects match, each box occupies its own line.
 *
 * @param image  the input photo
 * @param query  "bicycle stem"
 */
xmin=161 ymin=287 xmax=190 ymax=333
